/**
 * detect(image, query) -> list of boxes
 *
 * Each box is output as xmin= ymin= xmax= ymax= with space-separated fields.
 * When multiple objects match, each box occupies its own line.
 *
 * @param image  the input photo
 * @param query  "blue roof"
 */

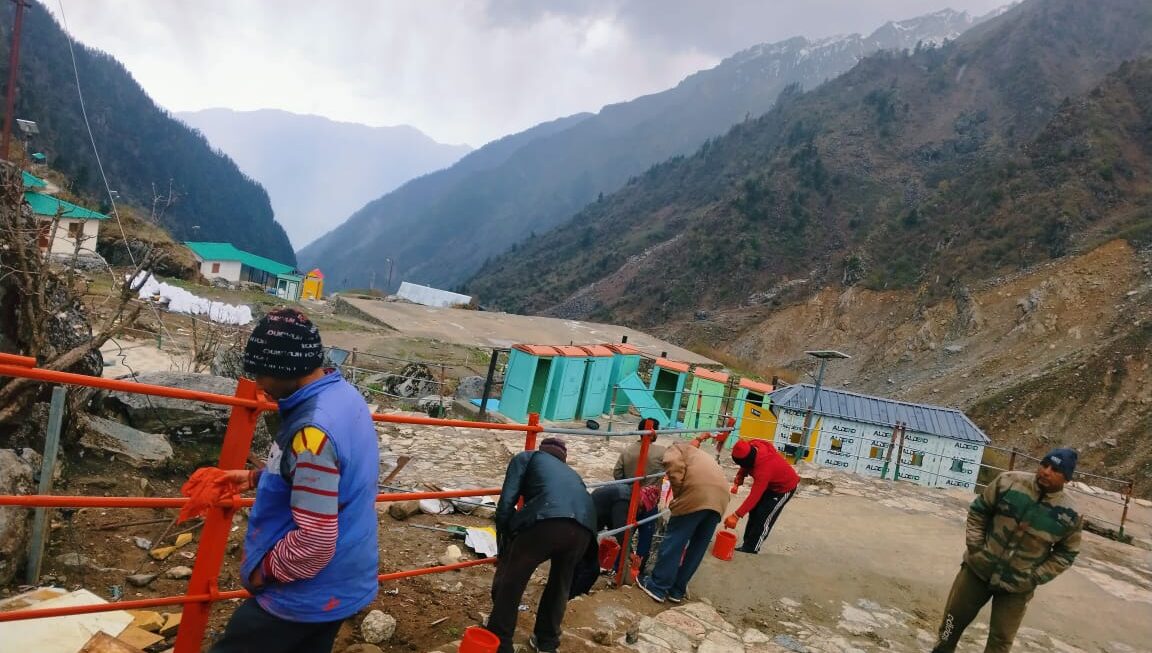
xmin=768 ymin=384 xmax=990 ymax=444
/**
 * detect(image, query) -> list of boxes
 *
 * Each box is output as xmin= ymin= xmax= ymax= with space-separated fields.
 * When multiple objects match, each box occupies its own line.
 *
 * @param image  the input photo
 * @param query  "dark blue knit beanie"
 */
xmin=1041 ymin=448 xmax=1078 ymax=480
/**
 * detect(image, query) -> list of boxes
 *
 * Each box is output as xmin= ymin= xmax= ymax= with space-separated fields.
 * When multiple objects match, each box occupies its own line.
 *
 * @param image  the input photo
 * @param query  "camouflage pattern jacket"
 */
xmin=964 ymin=471 xmax=1082 ymax=593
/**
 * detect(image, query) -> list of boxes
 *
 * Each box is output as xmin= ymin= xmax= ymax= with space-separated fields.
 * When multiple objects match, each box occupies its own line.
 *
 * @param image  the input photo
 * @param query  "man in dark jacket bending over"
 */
xmin=490 ymin=437 xmax=595 ymax=653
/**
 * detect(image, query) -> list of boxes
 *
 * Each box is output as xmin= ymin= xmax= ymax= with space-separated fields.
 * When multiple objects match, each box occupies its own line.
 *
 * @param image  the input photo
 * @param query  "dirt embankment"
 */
xmin=670 ymin=239 xmax=1152 ymax=493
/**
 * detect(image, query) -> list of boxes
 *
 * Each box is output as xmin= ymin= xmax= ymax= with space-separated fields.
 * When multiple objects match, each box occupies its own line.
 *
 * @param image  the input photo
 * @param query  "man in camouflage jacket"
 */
xmin=932 ymin=448 xmax=1082 ymax=653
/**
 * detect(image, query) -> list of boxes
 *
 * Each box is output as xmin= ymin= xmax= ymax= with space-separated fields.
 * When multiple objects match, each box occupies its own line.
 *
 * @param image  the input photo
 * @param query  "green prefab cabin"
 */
xmin=577 ymin=345 xmax=614 ymax=419
xmin=499 ymin=345 xmax=561 ymax=423
xmin=541 ymin=346 xmax=591 ymax=421
xmin=603 ymin=343 xmax=642 ymax=414
xmin=648 ymin=358 xmax=690 ymax=426
xmin=682 ymin=368 xmax=730 ymax=430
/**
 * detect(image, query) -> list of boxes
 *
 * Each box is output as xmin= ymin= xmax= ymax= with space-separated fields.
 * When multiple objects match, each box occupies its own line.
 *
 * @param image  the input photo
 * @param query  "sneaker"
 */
xmin=636 ymin=578 xmax=666 ymax=603
xmin=734 ymin=546 xmax=758 ymax=554
xmin=529 ymin=634 xmax=557 ymax=652
xmin=667 ymin=594 xmax=684 ymax=603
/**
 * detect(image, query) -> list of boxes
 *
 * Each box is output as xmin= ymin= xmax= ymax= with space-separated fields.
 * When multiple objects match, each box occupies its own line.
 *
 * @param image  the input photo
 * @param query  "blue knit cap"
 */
xmin=1041 ymin=448 xmax=1078 ymax=480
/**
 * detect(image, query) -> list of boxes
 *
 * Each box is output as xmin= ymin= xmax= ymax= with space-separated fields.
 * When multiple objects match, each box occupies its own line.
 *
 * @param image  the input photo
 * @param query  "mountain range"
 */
xmin=177 ymin=109 xmax=471 ymax=249
xmin=299 ymin=7 xmax=1002 ymax=292
xmin=466 ymin=0 xmax=1152 ymax=327
xmin=0 ymin=1 xmax=295 ymax=263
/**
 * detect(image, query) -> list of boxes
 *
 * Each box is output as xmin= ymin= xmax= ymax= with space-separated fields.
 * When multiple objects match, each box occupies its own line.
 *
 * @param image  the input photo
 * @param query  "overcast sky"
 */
xmin=46 ymin=0 xmax=1007 ymax=147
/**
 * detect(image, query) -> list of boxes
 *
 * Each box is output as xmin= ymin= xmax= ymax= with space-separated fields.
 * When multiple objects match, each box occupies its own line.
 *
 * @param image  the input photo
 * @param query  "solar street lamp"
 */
xmin=797 ymin=350 xmax=851 ymax=459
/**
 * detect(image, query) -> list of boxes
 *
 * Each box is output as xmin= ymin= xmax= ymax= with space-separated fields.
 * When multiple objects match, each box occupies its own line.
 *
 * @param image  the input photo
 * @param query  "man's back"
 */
xmin=614 ymin=441 xmax=667 ymax=487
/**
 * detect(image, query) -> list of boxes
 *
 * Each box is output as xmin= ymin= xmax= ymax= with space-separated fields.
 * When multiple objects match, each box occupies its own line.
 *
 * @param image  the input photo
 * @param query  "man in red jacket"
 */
xmin=725 ymin=439 xmax=800 ymax=553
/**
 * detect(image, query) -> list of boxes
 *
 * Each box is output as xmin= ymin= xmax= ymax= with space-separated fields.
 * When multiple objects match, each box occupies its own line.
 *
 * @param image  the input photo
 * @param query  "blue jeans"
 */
xmin=645 ymin=509 xmax=721 ymax=599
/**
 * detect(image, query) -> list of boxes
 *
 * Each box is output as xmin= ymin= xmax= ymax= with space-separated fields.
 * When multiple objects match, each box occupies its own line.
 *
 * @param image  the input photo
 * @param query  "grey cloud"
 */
xmin=485 ymin=0 xmax=1011 ymax=55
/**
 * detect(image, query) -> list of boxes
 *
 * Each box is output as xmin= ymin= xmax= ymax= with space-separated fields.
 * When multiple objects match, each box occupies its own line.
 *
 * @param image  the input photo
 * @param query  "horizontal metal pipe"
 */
xmin=599 ymin=509 xmax=669 ymax=539
xmin=0 ymin=487 xmax=502 ymax=509
xmin=0 ymin=558 xmax=498 ymax=623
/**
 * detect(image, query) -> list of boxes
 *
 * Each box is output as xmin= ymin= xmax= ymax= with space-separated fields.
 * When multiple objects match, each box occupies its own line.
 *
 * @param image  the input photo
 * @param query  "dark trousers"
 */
xmin=742 ymin=488 xmax=795 ymax=552
xmin=932 ymin=565 xmax=1034 ymax=653
xmin=489 ymin=519 xmax=591 ymax=653
xmin=209 ymin=599 xmax=344 ymax=653
xmin=645 ymin=509 xmax=721 ymax=600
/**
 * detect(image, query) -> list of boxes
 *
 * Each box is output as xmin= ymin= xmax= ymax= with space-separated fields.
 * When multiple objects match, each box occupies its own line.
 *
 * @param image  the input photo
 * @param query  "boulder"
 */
xmin=360 ymin=610 xmax=397 ymax=644
xmin=386 ymin=363 xmax=439 ymax=399
xmin=387 ymin=500 xmax=421 ymax=521
xmin=454 ymin=376 xmax=487 ymax=400
xmin=78 ymin=415 xmax=173 ymax=467
xmin=210 ymin=347 xmax=245 ymax=380
xmin=417 ymin=395 xmax=451 ymax=417
xmin=103 ymin=372 xmax=237 ymax=434
xmin=0 ymin=449 xmax=37 ymax=585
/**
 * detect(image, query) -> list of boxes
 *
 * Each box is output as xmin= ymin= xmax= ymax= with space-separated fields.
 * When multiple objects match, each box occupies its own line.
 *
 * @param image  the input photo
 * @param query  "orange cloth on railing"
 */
xmin=179 ymin=467 xmax=243 ymax=523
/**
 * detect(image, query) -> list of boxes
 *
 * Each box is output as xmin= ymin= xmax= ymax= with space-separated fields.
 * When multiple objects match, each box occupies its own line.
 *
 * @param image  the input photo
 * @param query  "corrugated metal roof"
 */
xmin=184 ymin=242 xmax=294 ymax=276
xmin=24 ymin=191 xmax=108 ymax=220
xmin=768 ymin=384 xmax=990 ymax=444
xmin=22 ymin=171 xmax=47 ymax=189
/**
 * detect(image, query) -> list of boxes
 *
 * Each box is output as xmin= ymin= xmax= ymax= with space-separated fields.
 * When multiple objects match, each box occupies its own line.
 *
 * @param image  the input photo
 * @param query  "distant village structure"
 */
xmin=396 ymin=281 xmax=471 ymax=308
xmin=184 ymin=241 xmax=312 ymax=301
xmin=23 ymin=171 xmax=108 ymax=256
xmin=758 ymin=385 xmax=990 ymax=490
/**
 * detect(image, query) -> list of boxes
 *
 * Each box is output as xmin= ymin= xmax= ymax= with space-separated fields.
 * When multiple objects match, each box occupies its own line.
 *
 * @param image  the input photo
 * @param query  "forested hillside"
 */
xmin=299 ymin=8 xmax=994 ymax=291
xmin=1 ymin=2 xmax=294 ymax=263
xmin=465 ymin=0 xmax=1152 ymax=327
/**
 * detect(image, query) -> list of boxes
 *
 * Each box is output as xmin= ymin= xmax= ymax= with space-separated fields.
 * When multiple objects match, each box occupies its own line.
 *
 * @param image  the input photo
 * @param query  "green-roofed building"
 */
xmin=23 ymin=190 xmax=109 ymax=256
xmin=22 ymin=170 xmax=47 ymax=189
xmin=184 ymin=241 xmax=304 ymax=300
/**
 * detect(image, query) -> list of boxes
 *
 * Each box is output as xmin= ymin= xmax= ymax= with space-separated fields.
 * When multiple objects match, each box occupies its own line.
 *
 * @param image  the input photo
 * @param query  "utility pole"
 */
xmin=2 ymin=0 xmax=29 ymax=161
xmin=797 ymin=350 xmax=850 ymax=460
xmin=368 ymin=269 xmax=375 ymax=291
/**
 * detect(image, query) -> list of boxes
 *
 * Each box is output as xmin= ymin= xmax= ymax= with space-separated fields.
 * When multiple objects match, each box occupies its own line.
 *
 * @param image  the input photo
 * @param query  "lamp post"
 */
xmin=797 ymin=350 xmax=851 ymax=459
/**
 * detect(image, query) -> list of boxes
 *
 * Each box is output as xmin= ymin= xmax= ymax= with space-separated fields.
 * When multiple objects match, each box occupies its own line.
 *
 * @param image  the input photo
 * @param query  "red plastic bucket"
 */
xmin=459 ymin=626 xmax=500 ymax=653
xmin=712 ymin=530 xmax=737 ymax=561
xmin=598 ymin=538 xmax=621 ymax=570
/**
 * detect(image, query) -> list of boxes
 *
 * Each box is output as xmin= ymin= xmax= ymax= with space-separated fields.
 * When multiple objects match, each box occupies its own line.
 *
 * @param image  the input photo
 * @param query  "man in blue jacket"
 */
xmin=490 ymin=437 xmax=595 ymax=653
xmin=212 ymin=308 xmax=379 ymax=653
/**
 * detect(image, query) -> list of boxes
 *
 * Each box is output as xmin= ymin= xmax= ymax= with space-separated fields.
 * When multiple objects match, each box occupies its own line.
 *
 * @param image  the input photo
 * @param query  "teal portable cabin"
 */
xmin=648 ymin=358 xmax=690 ymax=426
xmin=682 ymin=367 xmax=730 ymax=431
xmin=541 ymin=345 xmax=591 ymax=421
xmin=576 ymin=345 xmax=614 ymax=419
xmin=603 ymin=343 xmax=642 ymax=414
xmin=731 ymin=378 xmax=774 ymax=449
xmin=498 ymin=345 xmax=561 ymax=423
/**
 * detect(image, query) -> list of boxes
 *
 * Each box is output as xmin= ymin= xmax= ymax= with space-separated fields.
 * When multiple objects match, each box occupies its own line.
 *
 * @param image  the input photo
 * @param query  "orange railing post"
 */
xmin=524 ymin=413 xmax=540 ymax=452
xmin=616 ymin=431 xmax=652 ymax=587
xmin=175 ymin=378 xmax=264 ymax=653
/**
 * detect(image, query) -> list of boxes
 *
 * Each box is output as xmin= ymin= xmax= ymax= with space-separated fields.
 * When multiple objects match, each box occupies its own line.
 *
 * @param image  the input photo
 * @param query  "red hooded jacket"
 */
xmin=732 ymin=439 xmax=800 ymax=517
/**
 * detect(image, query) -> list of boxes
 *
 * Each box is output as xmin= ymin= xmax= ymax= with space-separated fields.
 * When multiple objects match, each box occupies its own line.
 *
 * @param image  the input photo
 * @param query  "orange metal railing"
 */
xmin=0 ymin=352 xmax=659 ymax=652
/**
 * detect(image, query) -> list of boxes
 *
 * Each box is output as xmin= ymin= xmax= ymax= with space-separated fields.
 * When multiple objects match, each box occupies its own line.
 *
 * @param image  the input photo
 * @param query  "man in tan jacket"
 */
xmin=637 ymin=441 xmax=730 ymax=603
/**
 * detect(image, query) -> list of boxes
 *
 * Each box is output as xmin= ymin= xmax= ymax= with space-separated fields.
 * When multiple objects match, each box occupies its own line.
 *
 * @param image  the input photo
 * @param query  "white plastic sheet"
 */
xmin=130 ymin=273 xmax=253 ymax=325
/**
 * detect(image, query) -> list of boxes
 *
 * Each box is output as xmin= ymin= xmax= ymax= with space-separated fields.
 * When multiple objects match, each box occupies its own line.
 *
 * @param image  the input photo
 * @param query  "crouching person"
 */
xmin=490 ymin=438 xmax=595 ymax=653
xmin=637 ymin=440 xmax=730 ymax=603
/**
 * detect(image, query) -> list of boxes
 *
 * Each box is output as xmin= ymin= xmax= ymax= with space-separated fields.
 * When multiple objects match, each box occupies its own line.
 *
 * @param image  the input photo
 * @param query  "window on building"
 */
xmin=909 ymin=452 xmax=925 ymax=467
xmin=950 ymin=459 xmax=969 ymax=473
xmin=830 ymin=437 xmax=843 ymax=452
xmin=869 ymin=446 xmax=884 ymax=459
xmin=211 ymin=263 xmax=220 ymax=274
xmin=67 ymin=222 xmax=83 ymax=239
xmin=789 ymin=432 xmax=803 ymax=444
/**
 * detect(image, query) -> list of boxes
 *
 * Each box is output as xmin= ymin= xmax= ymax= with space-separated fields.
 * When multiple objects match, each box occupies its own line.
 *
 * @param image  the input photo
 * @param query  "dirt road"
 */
xmin=691 ymin=470 xmax=1152 ymax=652
xmin=339 ymin=296 xmax=715 ymax=363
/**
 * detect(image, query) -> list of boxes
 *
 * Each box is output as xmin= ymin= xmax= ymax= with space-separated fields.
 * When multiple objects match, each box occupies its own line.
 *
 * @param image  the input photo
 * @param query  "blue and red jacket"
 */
xmin=240 ymin=371 xmax=379 ymax=622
